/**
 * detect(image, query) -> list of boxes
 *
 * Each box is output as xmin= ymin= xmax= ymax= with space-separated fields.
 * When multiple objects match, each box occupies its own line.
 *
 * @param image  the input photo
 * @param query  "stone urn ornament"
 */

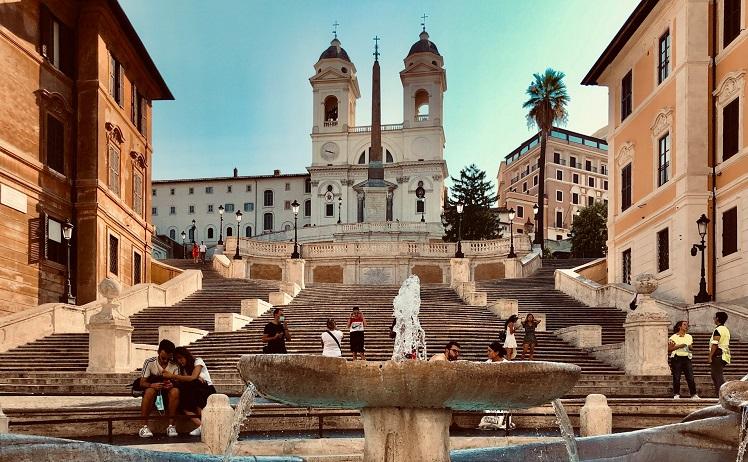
xmin=90 ymin=278 xmax=128 ymax=322
xmin=626 ymin=273 xmax=669 ymax=322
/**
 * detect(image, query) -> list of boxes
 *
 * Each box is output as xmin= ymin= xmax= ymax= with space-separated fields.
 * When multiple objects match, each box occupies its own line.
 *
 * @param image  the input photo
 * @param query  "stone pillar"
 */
xmin=201 ymin=394 xmax=235 ymax=455
xmin=86 ymin=279 xmax=134 ymax=373
xmin=361 ymin=407 xmax=452 ymax=462
xmin=450 ymin=258 xmax=470 ymax=289
xmin=285 ymin=258 xmax=306 ymax=290
xmin=0 ymin=405 xmax=8 ymax=433
xmin=623 ymin=274 xmax=671 ymax=376
xmin=579 ymin=394 xmax=612 ymax=436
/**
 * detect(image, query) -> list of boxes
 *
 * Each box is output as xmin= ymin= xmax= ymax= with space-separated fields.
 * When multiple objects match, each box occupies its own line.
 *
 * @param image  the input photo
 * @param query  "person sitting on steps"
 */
xmin=138 ymin=339 xmax=180 ymax=438
xmin=162 ymin=346 xmax=217 ymax=437
xmin=429 ymin=341 xmax=461 ymax=362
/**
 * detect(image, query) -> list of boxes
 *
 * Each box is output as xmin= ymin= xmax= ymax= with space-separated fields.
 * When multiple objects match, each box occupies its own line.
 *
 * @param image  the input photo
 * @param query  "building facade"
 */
xmin=151 ymin=169 xmax=311 ymax=248
xmin=497 ymin=127 xmax=609 ymax=242
xmin=308 ymin=31 xmax=448 ymax=227
xmin=583 ymin=0 xmax=748 ymax=304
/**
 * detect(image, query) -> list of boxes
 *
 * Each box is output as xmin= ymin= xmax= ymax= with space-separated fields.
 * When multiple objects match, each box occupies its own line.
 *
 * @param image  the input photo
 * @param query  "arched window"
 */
xmin=207 ymin=227 xmax=214 ymax=239
xmin=263 ymin=190 xmax=273 ymax=207
xmin=360 ymin=148 xmax=395 ymax=164
xmin=304 ymin=199 xmax=311 ymax=217
xmin=324 ymin=96 xmax=338 ymax=123
xmin=188 ymin=227 xmax=195 ymax=242
xmin=386 ymin=149 xmax=394 ymax=163
xmin=414 ymin=89 xmax=429 ymax=120
xmin=226 ymin=226 xmax=233 ymax=237
xmin=245 ymin=226 xmax=252 ymax=237
xmin=169 ymin=229 xmax=176 ymax=240
xmin=284 ymin=223 xmax=292 ymax=231
xmin=263 ymin=213 xmax=273 ymax=231
xmin=358 ymin=151 xmax=366 ymax=164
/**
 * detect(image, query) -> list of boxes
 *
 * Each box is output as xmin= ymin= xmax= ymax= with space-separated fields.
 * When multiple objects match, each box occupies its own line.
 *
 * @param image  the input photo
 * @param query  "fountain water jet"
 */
xmin=223 ymin=383 xmax=258 ymax=461
xmin=390 ymin=274 xmax=427 ymax=361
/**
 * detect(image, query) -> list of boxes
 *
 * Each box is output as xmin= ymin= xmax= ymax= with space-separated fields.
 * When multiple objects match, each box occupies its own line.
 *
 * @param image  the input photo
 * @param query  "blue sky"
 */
xmin=120 ymin=0 xmax=639 ymax=183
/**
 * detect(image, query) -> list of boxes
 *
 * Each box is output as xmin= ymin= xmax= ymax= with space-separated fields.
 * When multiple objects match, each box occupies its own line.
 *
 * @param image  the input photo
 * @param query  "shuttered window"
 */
xmin=46 ymin=114 xmax=65 ymax=174
xmin=133 ymin=171 xmax=143 ymax=216
xmin=108 ymin=144 xmax=120 ymax=196
xmin=722 ymin=207 xmax=738 ymax=256
xmin=133 ymin=252 xmax=142 ymax=284
xmin=723 ymin=98 xmax=739 ymax=161
xmin=109 ymin=234 xmax=119 ymax=275
xmin=108 ymin=52 xmax=124 ymax=106
xmin=622 ymin=248 xmax=632 ymax=284
xmin=621 ymin=163 xmax=632 ymax=211
xmin=724 ymin=0 xmax=741 ymax=47
xmin=621 ymin=71 xmax=633 ymax=121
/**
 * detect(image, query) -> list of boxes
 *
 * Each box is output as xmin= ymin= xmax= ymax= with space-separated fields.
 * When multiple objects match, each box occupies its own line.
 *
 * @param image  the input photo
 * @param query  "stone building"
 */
xmin=583 ymin=0 xmax=748 ymax=304
xmin=0 ymin=0 xmax=172 ymax=315
xmin=497 ymin=127 xmax=609 ymax=242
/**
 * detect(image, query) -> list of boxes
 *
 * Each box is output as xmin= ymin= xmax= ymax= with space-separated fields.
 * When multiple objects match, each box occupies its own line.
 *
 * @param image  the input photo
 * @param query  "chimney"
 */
xmin=233 ymin=167 xmax=238 ymax=177
xmin=273 ymin=169 xmax=281 ymax=176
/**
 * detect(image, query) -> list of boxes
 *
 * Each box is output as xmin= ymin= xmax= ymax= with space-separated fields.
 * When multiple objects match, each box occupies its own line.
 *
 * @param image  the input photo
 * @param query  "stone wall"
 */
xmin=474 ymin=262 xmax=505 ymax=281
xmin=411 ymin=264 xmax=443 ymax=284
xmin=313 ymin=265 xmax=344 ymax=284
xmin=250 ymin=263 xmax=283 ymax=281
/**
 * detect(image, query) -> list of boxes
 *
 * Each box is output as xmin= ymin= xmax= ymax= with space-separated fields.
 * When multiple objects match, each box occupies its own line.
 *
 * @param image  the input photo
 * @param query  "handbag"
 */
xmin=129 ymin=377 xmax=144 ymax=398
xmin=325 ymin=330 xmax=342 ymax=353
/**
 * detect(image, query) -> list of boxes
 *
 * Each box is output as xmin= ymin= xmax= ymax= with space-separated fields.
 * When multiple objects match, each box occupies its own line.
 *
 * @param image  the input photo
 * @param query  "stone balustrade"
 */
xmin=555 ymin=325 xmax=602 ymax=349
xmin=215 ymin=313 xmax=252 ymax=332
xmin=158 ymin=325 xmax=209 ymax=346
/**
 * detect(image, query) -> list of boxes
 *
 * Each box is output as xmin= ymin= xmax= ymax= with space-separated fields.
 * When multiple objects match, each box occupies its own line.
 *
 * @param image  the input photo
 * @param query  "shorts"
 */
xmin=350 ymin=331 xmax=365 ymax=352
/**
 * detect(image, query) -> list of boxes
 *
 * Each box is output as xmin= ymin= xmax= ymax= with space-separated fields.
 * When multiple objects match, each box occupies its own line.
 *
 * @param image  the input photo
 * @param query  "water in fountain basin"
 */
xmin=391 ymin=274 xmax=427 ymax=361
xmin=737 ymin=405 xmax=748 ymax=462
xmin=223 ymin=383 xmax=258 ymax=462
xmin=552 ymin=399 xmax=579 ymax=462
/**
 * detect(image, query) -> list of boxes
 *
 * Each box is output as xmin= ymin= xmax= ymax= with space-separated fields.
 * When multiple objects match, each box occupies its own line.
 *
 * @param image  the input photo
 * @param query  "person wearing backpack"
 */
xmin=321 ymin=318 xmax=344 ymax=358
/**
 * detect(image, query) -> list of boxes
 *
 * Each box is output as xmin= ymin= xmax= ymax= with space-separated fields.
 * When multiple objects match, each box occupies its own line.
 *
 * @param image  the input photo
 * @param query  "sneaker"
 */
xmin=189 ymin=426 xmax=202 ymax=437
xmin=138 ymin=426 xmax=153 ymax=438
xmin=691 ymin=394 xmax=700 ymax=399
xmin=673 ymin=394 xmax=680 ymax=399
xmin=166 ymin=425 xmax=178 ymax=437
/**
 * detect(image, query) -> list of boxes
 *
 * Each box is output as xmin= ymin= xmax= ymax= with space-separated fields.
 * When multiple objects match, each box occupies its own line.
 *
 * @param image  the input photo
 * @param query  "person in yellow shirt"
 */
xmin=668 ymin=321 xmax=698 ymax=399
xmin=709 ymin=311 xmax=731 ymax=394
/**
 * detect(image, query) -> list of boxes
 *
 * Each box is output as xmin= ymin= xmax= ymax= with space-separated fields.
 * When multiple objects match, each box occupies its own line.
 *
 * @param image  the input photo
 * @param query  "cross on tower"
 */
xmin=421 ymin=14 xmax=428 ymax=32
xmin=332 ymin=20 xmax=339 ymax=39
xmin=373 ymin=35 xmax=380 ymax=61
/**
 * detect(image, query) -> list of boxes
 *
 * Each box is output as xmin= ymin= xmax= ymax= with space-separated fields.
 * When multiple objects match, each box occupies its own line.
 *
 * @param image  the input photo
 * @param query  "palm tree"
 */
xmin=522 ymin=68 xmax=570 ymax=254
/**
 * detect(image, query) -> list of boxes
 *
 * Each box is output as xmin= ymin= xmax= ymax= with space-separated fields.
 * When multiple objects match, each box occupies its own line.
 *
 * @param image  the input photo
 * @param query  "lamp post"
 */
xmin=291 ymin=200 xmax=300 ymax=259
xmin=181 ymin=231 xmax=186 ymax=259
xmin=337 ymin=196 xmax=342 ymax=224
xmin=455 ymin=203 xmax=465 ymax=258
xmin=416 ymin=184 xmax=426 ymax=223
xmin=191 ymin=219 xmax=196 ymax=244
xmin=507 ymin=208 xmax=517 ymax=258
xmin=532 ymin=203 xmax=539 ymax=245
xmin=233 ymin=211 xmax=242 ymax=260
xmin=691 ymin=213 xmax=711 ymax=303
xmin=61 ymin=219 xmax=76 ymax=305
xmin=218 ymin=205 xmax=224 ymax=245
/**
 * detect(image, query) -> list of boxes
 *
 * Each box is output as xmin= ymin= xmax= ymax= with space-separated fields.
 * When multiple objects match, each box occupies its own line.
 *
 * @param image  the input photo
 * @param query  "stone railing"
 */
xmin=150 ymin=259 xmax=183 ymax=285
xmin=252 ymin=221 xmax=444 ymax=243
xmin=348 ymin=123 xmax=403 ymax=133
xmin=225 ymin=237 xmax=293 ymax=257
xmin=0 ymin=270 xmax=203 ymax=353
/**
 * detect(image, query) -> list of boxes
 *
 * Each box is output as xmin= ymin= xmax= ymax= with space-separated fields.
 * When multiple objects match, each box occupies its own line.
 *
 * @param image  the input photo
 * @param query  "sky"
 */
xmin=120 ymin=0 xmax=640 ymax=185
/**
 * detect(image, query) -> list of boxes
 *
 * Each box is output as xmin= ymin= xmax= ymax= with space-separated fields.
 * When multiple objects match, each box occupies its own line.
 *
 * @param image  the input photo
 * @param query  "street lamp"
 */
xmin=455 ymin=203 xmax=465 ymax=258
xmin=532 ymin=203 xmax=539 ymax=245
xmin=507 ymin=208 xmax=517 ymax=258
xmin=233 ymin=211 xmax=242 ymax=260
xmin=291 ymin=200 xmax=300 ymax=259
xmin=191 ymin=219 xmax=196 ymax=243
xmin=61 ymin=219 xmax=76 ymax=305
xmin=337 ymin=196 xmax=342 ymax=224
xmin=180 ymin=231 xmax=186 ymax=259
xmin=691 ymin=213 xmax=711 ymax=303
xmin=218 ymin=205 xmax=224 ymax=245
xmin=416 ymin=184 xmax=426 ymax=223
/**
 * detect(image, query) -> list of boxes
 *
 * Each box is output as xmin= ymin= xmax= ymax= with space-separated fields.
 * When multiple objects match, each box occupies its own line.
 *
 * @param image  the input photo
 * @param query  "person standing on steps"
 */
xmin=191 ymin=242 xmax=199 ymax=264
xmin=198 ymin=241 xmax=207 ymax=263
xmin=502 ymin=315 xmax=519 ymax=360
xmin=668 ymin=320 xmax=698 ymax=399
xmin=262 ymin=308 xmax=291 ymax=354
xmin=708 ymin=311 xmax=731 ymax=394
xmin=347 ymin=306 xmax=367 ymax=361
xmin=321 ymin=318 xmax=344 ymax=358
xmin=520 ymin=313 xmax=542 ymax=360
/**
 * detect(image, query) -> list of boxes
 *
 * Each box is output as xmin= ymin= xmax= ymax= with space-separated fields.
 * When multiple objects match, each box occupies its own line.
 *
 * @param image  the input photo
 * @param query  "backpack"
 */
xmin=498 ymin=330 xmax=507 ymax=344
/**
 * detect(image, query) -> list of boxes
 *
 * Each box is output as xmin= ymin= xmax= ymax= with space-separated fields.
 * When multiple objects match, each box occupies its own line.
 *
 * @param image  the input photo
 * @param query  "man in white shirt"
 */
xmin=321 ymin=319 xmax=344 ymax=357
xmin=198 ymin=241 xmax=207 ymax=263
xmin=139 ymin=339 xmax=180 ymax=438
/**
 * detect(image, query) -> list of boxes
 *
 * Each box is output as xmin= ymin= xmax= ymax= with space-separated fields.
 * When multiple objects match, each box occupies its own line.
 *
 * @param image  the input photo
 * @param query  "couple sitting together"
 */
xmin=137 ymin=339 xmax=216 ymax=438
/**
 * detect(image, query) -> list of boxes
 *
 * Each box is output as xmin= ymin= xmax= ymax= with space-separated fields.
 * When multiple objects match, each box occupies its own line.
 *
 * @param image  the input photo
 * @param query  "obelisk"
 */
xmin=363 ymin=36 xmax=388 ymax=222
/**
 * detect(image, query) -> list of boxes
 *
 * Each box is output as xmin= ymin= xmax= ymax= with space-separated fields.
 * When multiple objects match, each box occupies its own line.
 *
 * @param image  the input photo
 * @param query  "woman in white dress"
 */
xmin=503 ymin=315 xmax=519 ymax=360
xmin=321 ymin=318 xmax=344 ymax=358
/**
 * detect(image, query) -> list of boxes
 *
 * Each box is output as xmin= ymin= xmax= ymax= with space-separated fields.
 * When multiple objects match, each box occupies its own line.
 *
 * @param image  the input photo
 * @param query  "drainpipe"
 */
xmin=710 ymin=1 xmax=717 ymax=301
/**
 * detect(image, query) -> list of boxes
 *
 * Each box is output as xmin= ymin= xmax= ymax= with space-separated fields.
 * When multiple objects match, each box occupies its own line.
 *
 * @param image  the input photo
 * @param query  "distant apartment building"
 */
xmin=582 ymin=0 xmax=748 ymax=304
xmin=151 ymin=169 xmax=312 ymax=247
xmin=497 ymin=127 xmax=609 ymax=241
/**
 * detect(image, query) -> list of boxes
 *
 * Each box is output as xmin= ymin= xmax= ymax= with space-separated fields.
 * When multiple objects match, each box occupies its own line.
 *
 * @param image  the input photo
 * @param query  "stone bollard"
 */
xmin=450 ymin=258 xmax=470 ymax=289
xmin=580 ymin=394 xmax=612 ymax=436
xmin=623 ymin=274 xmax=671 ymax=376
xmin=201 ymin=394 xmax=235 ymax=455
xmin=0 ymin=404 xmax=8 ymax=433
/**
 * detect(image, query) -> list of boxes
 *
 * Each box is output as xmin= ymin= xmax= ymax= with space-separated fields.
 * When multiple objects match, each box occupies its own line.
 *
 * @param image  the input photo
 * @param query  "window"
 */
xmin=326 ymin=203 xmax=335 ymax=216
xmin=169 ymin=229 xmax=176 ymax=240
xmin=572 ymin=193 xmax=579 ymax=205
xmin=658 ymin=30 xmax=670 ymax=84
xmin=264 ymin=190 xmax=273 ymax=207
xmin=522 ymin=182 xmax=528 ymax=193
xmin=622 ymin=248 xmax=632 ymax=284
xmin=556 ymin=170 xmax=563 ymax=181
xmin=588 ymin=176 xmax=595 ymax=188
xmin=189 ymin=205 xmax=195 ymax=214
xmin=556 ymin=235 xmax=563 ymax=241
xmin=621 ymin=70 xmax=633 ymax=121
xmin=722 ymin=206 xmax=738 ymax=256
xmin=152 ymin=189 xmax=156 ymax=196
xmin=285 ymin=182 xmax=290 ymax=191
xmin=246 ymin=184 xmax=252 ymax=192
xmin=207 ymin=204 xmax=214 ymax=213
xmin=226 ymin=226 xmax=233 ymax=237
xmin=533 ymin=175 xmax=538 ymax=186
xmin=169 ymin=206 xmax=176 ymax=215
xmin=416 ymin=199 xmax=425 ymax=214
xmin=604 ymin=199 xmax=609 ymax=206
xmin=244 ymin=202 xmax=254 ymax=212
xmin=556 ymin=190 xmax=563 ymax=202
xmin=570 ymin=156 xmax=577 ymax=169
xmin=555 ymin=211 xmax=563 ymax=228
xmin=133 ymin=171 xmax=143 ymax=216
xmin=205 ymin=186 xmax=213 ymax=194
xmin=573 ymin=173 xmax=579 ymax=184
xmin=188 ymin=187 xmax=194 ymax=194
xmin=224 ymin=203 xmax=234 ymax=212
xmin=45 ymin=114 xmax=65 ymax=174
xmin=621 ymin=163 xmax=632 ymax=211
xmin=601 ymin=165 xmax=608 ymax=175
xmin=588 ymin=196 xmax=594 ymax=206
xmin=133 ymin=252 xmax=142 ymax=285
xmin=108 ymin=52 xmax=124 ymax=106
xmin=724 ymin=0 xmax=741 ymax=47
xmin=585 ymin=160 xmax=592 ymax=172
xmin=658 ymin=133 xmax=671 ymax=186
xmin=227 ymin=185 xmax=232 ymax=193
xmin=283 ymin=200 xmax=290 ymax=210
xmin=517 ymin=205 xmax=524 ymax=218
xmin=245 ymin=226 xmax=252 ymax=238
xmin=152 ymin=207 xmax=157 ymax=216
xmin=657 ymin=228 xmax=669 ymax=272
xmin=304 ymin=199 xmax=311 ymax=217
xmin=109 ymin=234 xmax=119 ymax=275
xmin=723 ymin=98 xmax=739 ymax=161
xmin=108 ymin=144 xmax=120 ymax=196
xmin=44 ymin=215 xmax=65 ymax=265
xmin=131 ymin=84 xmax=146 ymax=135
xmin=305 ymin=178 xmax=311 ymax=194
xmin=39 ymin=5 xmax=74 ymax=76
xmin=207 ymin=227 xmax=214 ymax=239
xmin=170 ymin=188 xmax=175 ymax=195
xmin=263 ymin=213 xmax=273 ymax=231
xmin=553 ymin=152 xmax=561 ymax=164
xmin=604 ymin=180 xmax=609 ymax=191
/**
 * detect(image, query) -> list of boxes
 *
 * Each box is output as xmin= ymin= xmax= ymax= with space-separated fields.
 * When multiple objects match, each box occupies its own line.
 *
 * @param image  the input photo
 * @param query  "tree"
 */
xmin=522 ymin=68 xmax=570 ymax=253
xmin=442 ymin=164 xmax=499 ymax=242
xmin=570 ymin=202 xmax=608 ymax=258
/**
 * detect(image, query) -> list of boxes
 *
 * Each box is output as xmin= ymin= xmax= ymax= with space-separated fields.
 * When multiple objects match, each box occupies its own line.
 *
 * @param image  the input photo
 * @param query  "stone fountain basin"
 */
xmin=719 ymin=380 xmax=748 ymax=412
xmin=238 ymin=354 xmax=581 ymax=410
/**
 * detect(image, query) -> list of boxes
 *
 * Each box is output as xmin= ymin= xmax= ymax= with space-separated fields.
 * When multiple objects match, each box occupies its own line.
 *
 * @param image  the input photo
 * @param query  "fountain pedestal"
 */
xmin=361 ymin=407 xmax=452 ymax=462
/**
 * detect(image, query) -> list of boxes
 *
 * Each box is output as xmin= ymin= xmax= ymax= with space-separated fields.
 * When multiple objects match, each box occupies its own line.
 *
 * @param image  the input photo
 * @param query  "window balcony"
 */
xmin=323 ymin=120 xmax=338 ymax=127
xmin=415 ymin=114 xmax=429 ymax=122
